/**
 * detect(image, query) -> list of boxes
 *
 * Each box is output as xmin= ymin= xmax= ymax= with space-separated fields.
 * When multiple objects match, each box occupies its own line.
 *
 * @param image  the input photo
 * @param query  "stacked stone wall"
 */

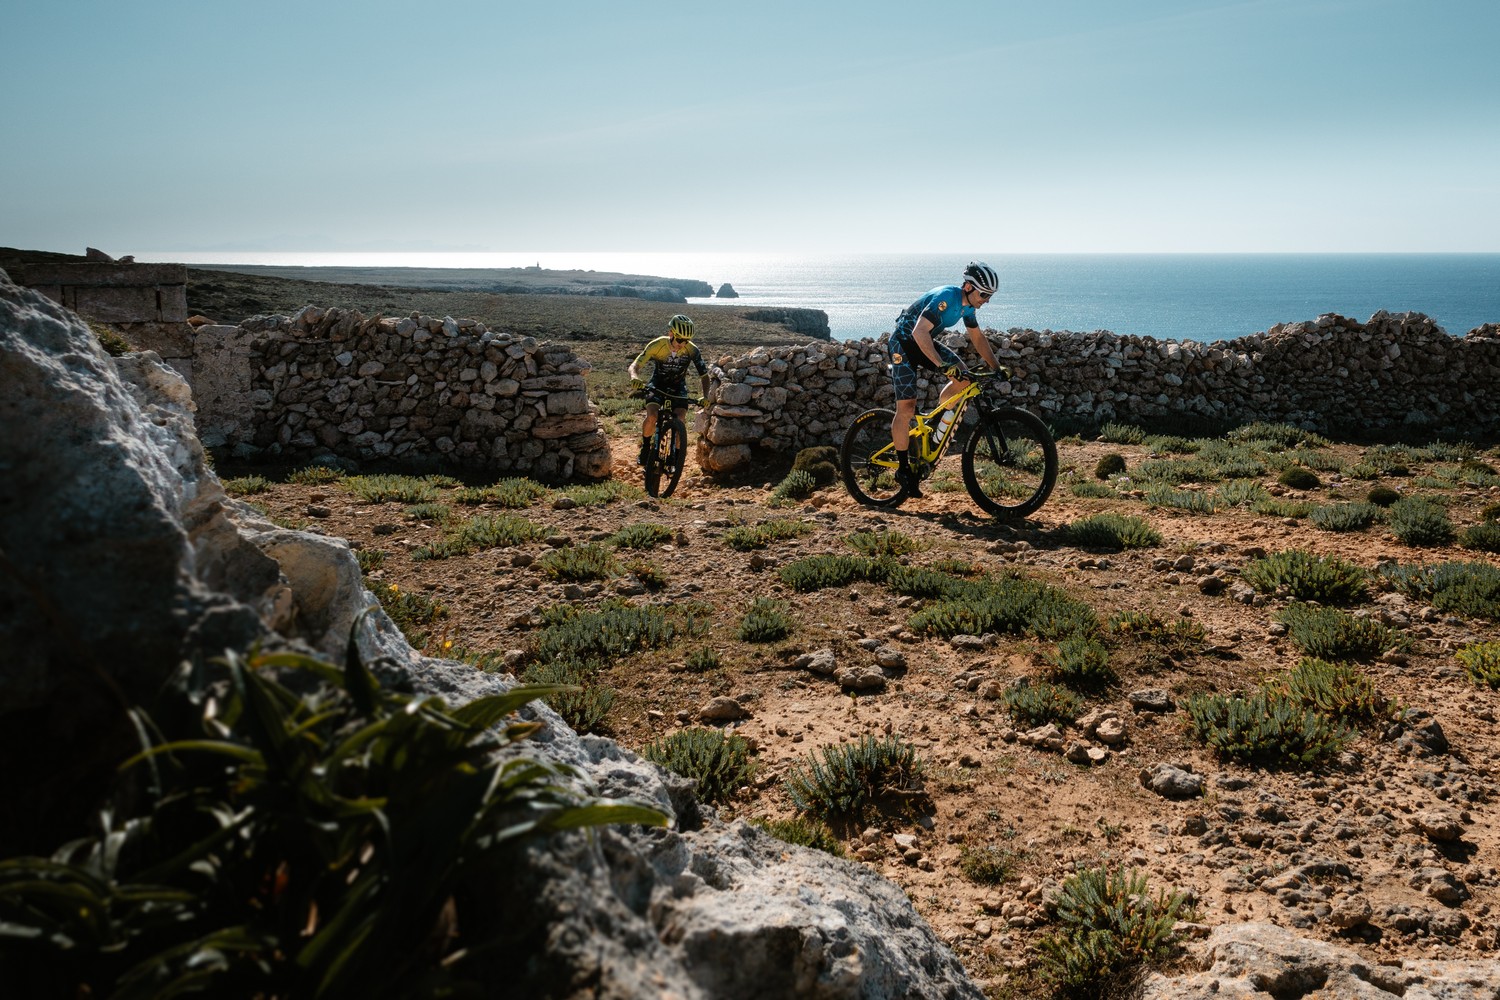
xmin=192 ymin=306 xmax=611 ymax=480
xmin=696 ymin=312 xmax=1500 ymax=473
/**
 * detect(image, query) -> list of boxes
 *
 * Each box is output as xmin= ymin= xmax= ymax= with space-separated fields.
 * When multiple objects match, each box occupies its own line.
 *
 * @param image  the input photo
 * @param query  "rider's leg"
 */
xmin=640 ymin=403 xmax=659 ymax=464
xmin=891 ymin=399 xmax=917 ymax=463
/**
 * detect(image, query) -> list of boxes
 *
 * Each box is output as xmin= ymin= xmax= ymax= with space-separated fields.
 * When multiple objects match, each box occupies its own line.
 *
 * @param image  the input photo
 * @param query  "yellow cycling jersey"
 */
xmin=632 ymin=336 xmax=707 ymax=385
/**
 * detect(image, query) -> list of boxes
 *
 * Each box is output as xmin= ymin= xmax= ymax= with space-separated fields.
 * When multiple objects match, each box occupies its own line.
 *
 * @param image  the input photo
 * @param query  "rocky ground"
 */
xmin=229 ymin=423 xmax=1500 ymax=997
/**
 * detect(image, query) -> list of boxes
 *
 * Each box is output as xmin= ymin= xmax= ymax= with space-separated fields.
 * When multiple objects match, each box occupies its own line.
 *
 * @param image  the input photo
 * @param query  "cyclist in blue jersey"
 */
xmin=886 ymin=261 xmax=1005 ymax=497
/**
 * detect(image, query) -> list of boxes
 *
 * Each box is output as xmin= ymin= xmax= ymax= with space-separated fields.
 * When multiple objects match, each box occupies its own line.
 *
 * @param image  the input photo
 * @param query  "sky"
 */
xmin=4 ymin=0 xmax=1498 ymax=254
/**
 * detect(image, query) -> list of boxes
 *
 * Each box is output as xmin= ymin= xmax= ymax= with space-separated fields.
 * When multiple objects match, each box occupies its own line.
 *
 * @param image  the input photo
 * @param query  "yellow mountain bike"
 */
xmin=838 ymin=368 xmax=1058 ymax=518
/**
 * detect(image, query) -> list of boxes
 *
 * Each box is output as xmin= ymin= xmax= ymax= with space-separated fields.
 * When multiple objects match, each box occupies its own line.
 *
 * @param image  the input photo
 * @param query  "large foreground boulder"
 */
xmin=0 ymin=266 xmax=982 ymax=998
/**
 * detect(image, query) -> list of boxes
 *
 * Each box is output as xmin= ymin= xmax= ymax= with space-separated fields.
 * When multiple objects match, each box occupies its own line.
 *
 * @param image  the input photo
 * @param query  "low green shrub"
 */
xmin=1144 ymin=435 xmax=1199 ymax=455
xmin=531 ymin=599 xmax=698 ymax=664
xmin=1037 ymin=866 xmax=1191 ymax=995
xmin=1064 ymin=513 xmax=1162 ymax=551
xmin=1047 ymin=636 xmax=1116 ymax=690
xmin=287 ymin=464 xmax=343 ymax=485
xmin=1098 ymin=422 xmax=1146 ymax=445
xmin=1276 ymin=603 xmax=1403 ymax=660
xmin=881 ymin=563 xmax=965 ymax=599
xmin=751 ymin=816 xmax=846 ymax=857
xmin=1252 ymin=497 xmax=1313 ymax=519
xmin=725 ymin=518 xmax=815 ymax=551
xmin=412 ymin=513 xmax=546 ymax=560
xmin=224 ymin=475 xmax=271 ymax=496
xmin=769 ymin=469 xmax=819 ymax=505
xmin=908 ymin=575 xmax=1098 ymax=642
xmin=522 ymin=657 xmax=616 ymax=733
xmin=1481 ymin=502 xmax=1500 ymax=522
xmin=738 ymin=597 xmax=795 ymax=642
xmin=1242 ymin=549 xmax=1368 ymax=604
xmin=1362 ymin=444 xmax=1418 ymax=475
xmin=1216 ymin=479 xmax=1270 ymax=508
xmin=1094 ymin=453 xmax=1127 ymax=479
xmin=792 ymin=445 xmax=840 ymax=485
xmin=1185 ymin=688 xmax=1351 ymax=765
xmin=1070 ymin=480 xmax=1117 ymax=499
xmin=555 ymin=480 xmax=644 ymax=506
xmin=537 ymin=543 xmax=622 ymax=581
xmin=846 ymin=529 xmax=920 ymax=558
xmin=1002 ymin=680 xmax=1083 ymax=728
xmin=454 ymin=477 xmax=552 ymax=508
xmin=1146 ymin=485 xmax=1226 ymax=514
xmin=405 ymin=502 xmax=452 ymax=523
xmin=341 ymin=474 xmax=440 ymax=504
xmin=783 ymin=735 xmax=925 ymax=823
xmin=1309 ymin=502 xmax=1381 ymax=533
xmin=778 ymin=554 xmax=871 ymax=591
xmin=1229 ymin=422 xmax=1328 ymax=448
xmin=1388 ymin=497 xmax=1455 ymax=547
xmin=1459 ymin=522 xmax=1500 ymax=553
xmin=1366 ymin=485 xmax=1401 ymax=507
xmin=1276 ymin=466 xmax=1322 ymax=490
xmin=644 ymin=727 xmax=755 ymax=804
xmin=1457 ymin=641 xmax=1500 ymax=689
xmin=1379 ymin=560 xmax=1500 ymax=620
xmin=607 ymin=522 xmax=674 ymax=550
xmin=1275 ymin=657 xmax=1391 ymax=725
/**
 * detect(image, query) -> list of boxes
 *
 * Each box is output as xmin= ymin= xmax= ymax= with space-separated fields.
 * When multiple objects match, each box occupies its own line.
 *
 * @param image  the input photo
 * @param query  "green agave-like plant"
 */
xmin=0 ymin=635 xmax=664 ymax=999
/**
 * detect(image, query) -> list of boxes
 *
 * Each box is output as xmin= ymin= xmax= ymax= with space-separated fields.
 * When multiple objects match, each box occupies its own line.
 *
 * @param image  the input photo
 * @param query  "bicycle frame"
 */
xmin=868 ymin=371 xmax=997 ymax=475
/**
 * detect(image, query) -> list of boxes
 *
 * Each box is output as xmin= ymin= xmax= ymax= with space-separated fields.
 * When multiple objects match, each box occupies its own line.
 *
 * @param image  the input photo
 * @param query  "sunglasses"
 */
xmin=974 ymin=290 xmax=992 ymax=302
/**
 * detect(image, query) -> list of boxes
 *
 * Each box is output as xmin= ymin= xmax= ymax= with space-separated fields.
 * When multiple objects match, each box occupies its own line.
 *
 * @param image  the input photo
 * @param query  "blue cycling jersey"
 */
xmin=893 ymin=285 xmax=979 ymax=339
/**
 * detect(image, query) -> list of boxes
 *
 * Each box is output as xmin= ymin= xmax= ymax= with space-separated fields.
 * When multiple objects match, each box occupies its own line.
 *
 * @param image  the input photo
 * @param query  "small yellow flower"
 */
xmin=443 ymin=640 xmax=453 ymax=650
xmin=388 ymin=584 xmax=399 ymax=592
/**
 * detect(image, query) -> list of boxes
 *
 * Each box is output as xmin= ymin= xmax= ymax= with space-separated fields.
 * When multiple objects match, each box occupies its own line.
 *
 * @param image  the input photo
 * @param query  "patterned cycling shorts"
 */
xmin=888 ymin=334 xmax=961 ymax=401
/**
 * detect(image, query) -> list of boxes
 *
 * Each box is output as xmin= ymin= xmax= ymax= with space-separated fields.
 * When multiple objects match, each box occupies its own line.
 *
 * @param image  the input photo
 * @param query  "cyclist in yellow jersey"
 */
xmin=628 ymin=314 xmax=712 ymax=465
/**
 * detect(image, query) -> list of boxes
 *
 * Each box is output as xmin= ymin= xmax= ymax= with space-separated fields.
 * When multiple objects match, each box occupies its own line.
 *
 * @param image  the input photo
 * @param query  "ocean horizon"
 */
xmin=139 ymin=251 xmax=1500 ymax=344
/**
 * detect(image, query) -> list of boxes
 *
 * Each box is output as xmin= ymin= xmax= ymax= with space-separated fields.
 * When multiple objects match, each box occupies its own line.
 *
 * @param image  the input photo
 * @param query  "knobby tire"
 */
xmin=960 ymin=407 xmax=1057 ymax=518
xmin=839 ymin=407 xmax=908 ymax=508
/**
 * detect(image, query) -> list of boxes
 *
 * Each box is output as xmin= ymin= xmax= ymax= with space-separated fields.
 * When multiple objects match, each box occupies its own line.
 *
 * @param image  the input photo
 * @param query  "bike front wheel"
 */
xmin=648 ymin=416 xmax=687 ymax=498
xmin=839 ymin=407 xmax=907 ymax=508
xmin=961 ymin=407 xmax=1058 ymax=519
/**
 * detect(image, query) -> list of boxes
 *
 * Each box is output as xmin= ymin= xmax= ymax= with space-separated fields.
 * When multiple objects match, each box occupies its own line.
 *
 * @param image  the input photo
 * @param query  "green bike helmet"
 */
xmin=668 ymin=314 xmax=695 ymax=340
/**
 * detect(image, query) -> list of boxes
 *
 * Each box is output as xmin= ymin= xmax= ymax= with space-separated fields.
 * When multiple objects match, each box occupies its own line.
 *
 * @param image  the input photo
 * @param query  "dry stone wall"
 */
xmin=696 ymin=312 xmax=1500 ymax=473
xmin=192 ymin=306 xmax=611 ymax=480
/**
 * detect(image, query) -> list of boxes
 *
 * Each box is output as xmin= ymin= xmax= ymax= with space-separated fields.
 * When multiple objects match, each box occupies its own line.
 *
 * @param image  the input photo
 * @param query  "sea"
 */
xmin=143 ymin=251 xmax=1500 ymax=344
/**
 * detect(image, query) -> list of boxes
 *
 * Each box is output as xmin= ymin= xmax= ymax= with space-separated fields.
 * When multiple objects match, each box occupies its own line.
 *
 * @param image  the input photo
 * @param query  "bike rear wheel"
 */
xmin=654 ymin=417 xmax=687 ymax=498
xmin=839 ymin=407 xmax=907 ymax=508
xmin=961 ymin=407 xmax=1057 ymax=518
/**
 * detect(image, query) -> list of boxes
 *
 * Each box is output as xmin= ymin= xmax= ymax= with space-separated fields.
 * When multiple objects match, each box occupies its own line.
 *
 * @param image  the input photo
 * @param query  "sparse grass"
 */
xmin=1309 ymin=502 xmax=1381 ymax=533
xmin=725 ymin=518 xmax=815 ymax=551
xmin=1185 ymin=687 xmax=1351 ymax=765
xmin=411 ymin=513 xmax=546 ymax=560
xmin=286 ymin=464 xmax=343 ymax=485
xmin=958 ymin=841 xmax=1021 ymax=885
xmin=1380 ymin=560 xmax=1500 ymax=621
xmin=1098 ymin=422 xmax=1146 ymax=445
xmin=1002 ymin=680 xmax=1083 ymax=728
xmin=768 ymin=469 xmax=819 ymax=505
xmin=606 ymin=522 xmax=674 ymax=549
xmin=784 ymin=735 xmax=925 ymax=824
xmin=1459 ymin=522 xmax=1500 ymax=553
xmin=375 ymin=581 xmax=448 ymax=649
xmin=454 ymin=477 xmax=551 ymax=508
xmin=1387 ymin=497 xmax=1455 ymax=547
xmin=1276 ymin=603 xmax=1405 ymax=660
xmin=1037 ymin=866 xmax=1191 ymax=996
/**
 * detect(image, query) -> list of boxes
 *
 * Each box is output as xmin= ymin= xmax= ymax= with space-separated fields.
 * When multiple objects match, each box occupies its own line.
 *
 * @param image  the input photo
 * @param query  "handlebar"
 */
xmin=633 ymin=386 xmax=703 ymax=407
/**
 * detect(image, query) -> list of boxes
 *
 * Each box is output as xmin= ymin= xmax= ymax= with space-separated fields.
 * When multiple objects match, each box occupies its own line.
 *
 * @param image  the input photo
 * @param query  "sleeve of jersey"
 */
xmin=632 ymin=337 xmax=664 ymax=368
xmin=963 ymin=306 xmax=980 ymax=329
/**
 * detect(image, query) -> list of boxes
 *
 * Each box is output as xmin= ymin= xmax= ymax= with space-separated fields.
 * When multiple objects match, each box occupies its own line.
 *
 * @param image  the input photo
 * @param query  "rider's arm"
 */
xmin=909 ymin=316 xmax=945 ymax=367
xmin=966 ymin=325 xmax=1002 ymax=371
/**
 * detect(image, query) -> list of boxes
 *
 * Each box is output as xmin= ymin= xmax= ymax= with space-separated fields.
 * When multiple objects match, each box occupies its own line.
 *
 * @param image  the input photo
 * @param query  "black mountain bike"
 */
xmin=838 ymin=367 xmax=1058 ymax=518
xmin=637 ymin=386 xmax=699 ymax=498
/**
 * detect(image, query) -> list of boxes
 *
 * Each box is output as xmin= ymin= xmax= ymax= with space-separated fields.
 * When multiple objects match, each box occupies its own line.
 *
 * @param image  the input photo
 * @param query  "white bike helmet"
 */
xmin=962 ymin=261 xmax=999 ymax=295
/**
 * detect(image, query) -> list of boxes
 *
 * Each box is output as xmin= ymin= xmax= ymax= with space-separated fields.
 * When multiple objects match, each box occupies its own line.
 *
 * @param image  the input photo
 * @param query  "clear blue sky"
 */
xmin=4 ymin=0 xmax=1497 ymax=254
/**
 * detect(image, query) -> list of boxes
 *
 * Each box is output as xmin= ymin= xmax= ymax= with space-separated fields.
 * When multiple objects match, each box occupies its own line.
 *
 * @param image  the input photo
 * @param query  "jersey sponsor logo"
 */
xmin=937 ymin=301 xmax=947 ymax=312
xmin=892 ymin=352 xmax=903 ymax=363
